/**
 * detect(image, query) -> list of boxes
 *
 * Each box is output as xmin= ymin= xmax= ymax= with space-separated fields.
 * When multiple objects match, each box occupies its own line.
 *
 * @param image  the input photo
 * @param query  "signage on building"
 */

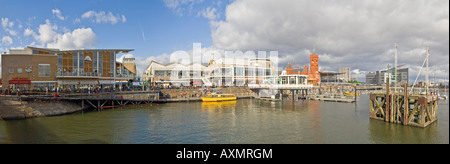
xmin=85 ymin=56 xmax=92 ymax=62
xmin=9 ymin=78 xmax=31 ymax=85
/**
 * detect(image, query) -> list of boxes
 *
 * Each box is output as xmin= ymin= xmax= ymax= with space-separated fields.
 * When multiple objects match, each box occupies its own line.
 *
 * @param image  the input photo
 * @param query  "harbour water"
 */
xmin=0 ymin=93 xmax=448 ymax=144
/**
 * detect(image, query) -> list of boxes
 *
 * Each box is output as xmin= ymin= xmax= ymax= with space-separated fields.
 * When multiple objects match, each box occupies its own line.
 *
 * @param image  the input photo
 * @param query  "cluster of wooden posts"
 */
xmin=369 ymin=82 xmax=438 ymax=128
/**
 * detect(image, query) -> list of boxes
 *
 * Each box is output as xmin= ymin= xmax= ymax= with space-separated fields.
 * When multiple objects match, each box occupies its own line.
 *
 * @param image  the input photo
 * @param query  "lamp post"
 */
xmin=26 ymin=67 xmax=32 ymax=91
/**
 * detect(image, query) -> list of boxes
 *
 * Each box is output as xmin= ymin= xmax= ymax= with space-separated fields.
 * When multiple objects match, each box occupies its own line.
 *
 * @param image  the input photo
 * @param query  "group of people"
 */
xmin=1 ymin=87 xmax=21 ymax=96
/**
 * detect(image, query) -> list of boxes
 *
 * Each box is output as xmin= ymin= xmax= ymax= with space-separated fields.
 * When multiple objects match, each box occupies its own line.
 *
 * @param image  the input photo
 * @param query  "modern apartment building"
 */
xmin=338 ymin=67 xmax=351 ymax=82
xmin=375 ymin=68 xmax=409 ymax=86
xmin=365 ymin=72 xmax=377 ymax=85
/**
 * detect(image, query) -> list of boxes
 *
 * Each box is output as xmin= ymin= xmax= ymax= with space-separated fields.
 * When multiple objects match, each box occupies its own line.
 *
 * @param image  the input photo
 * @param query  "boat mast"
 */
xmin=395 ymin=43 xmax=398 ymax=93
xmin=426 ymin=46 xmax=429 ymax=95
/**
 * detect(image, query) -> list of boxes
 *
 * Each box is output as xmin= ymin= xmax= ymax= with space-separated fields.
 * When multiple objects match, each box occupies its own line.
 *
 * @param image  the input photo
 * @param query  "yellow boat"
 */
xmin=201 ymin=94 xmax=237 ymax=102
xmin=344 ymin=92 xmax=360 ymax=96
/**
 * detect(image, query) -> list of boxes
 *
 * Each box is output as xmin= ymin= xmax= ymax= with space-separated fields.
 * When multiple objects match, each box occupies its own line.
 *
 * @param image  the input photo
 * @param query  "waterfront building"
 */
xmin=338 ymin=67 xmax=351 ymax=82
xmin=144 ymin=61 xmax=208 ymax=87
xmin=375 ymin=67 xmax=409 ymax=86
xmin=365 ymin=72 xmax=377 ymax=85
xmin=208 ymin=58 xmax=273 ymax=86
xmin=319 ymin=71 xmax=345 ymax=84
xmin=1 ymin=46 xmax=135 ymax=91
xmin=285 ymin=52 xmax=320 ymax=85
xmin=144 ymin=57 xmax=274 ymax=87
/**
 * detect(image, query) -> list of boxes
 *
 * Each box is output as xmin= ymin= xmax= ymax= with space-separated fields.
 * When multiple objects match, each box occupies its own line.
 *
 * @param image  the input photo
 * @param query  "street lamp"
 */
xmin=26 ymin=67 xmax=32 ymax=91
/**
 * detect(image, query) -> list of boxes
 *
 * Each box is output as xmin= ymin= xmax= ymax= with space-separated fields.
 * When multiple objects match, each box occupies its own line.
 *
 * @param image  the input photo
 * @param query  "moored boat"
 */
xmin=344 ymin=92 xmax=360 ymax=96
xmin=201 ymin=94 xmax=237 ymax=102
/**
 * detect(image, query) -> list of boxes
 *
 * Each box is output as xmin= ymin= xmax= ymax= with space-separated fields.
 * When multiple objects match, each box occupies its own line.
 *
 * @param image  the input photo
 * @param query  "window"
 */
xmin=17 ymin=68 xmax=23 ymax=73
xmin=73 ymin=52 xmax=78 ymax=74
xmin=9 ymin=68 xmax=14 ymax=73
xmin=38 ymin=64 xmax=51 ymax=77
xmin=57 ymin=53 xmax=62 ymax=71
xmin=79 ymin=52 xmax=84 ymax=73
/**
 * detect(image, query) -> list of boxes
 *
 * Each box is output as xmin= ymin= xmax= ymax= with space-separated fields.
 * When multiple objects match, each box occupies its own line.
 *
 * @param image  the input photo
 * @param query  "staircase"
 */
xmin=202 ymin=77 xmax=213 ymax=86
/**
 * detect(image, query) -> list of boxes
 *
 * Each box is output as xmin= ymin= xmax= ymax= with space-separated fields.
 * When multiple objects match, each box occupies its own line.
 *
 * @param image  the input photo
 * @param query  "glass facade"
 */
xmin=38 ymin=64 xmax=51 ymax=77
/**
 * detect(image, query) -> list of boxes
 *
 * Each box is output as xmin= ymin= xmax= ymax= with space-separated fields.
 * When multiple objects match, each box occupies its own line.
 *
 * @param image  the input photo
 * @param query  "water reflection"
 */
xmin=369 ymin=119 xmax=440 ymax=144
xmin=0 ymin=96 xmax=448 ymax=144
xmin=201 ymin=101 xmax=237 ymax=111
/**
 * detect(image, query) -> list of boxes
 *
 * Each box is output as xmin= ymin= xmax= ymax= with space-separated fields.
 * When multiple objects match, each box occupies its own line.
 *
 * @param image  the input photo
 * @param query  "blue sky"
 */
xmin=1 ymin=0 xmax=448 ymax=83
xmin=0 ymin=0 xmax=228 ymax=58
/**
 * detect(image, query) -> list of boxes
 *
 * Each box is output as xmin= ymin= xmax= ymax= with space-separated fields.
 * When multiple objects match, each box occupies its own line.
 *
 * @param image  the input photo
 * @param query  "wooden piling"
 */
xmin=369 ymin=82 xmax=438 ymax=128
xmin=403 ymin=83 xmax=408 ymax=125
xmin=385 ymin=78 xmax=390 ymax=122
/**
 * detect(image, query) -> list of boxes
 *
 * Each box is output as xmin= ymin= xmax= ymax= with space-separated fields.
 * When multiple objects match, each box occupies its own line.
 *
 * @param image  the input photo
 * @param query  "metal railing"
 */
xmin=56 ymin=71 xmax=135 ymax=78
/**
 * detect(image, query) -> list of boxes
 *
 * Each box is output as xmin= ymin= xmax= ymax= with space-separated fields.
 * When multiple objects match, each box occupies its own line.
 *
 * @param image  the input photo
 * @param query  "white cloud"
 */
xmin=46 ymin=27 xmax=98 ymax=50
xmin=1 ymin=18 xmax=14 ymax=28
xmin=163 ymin=0 xmax=205 ymax=16
xmin=23 ymin=28 xmax=37 ymax=38
xmin=36 ymin=19 xmax=58 ymax=44
xmin=52 ymin=9 xmax=67 ymax=21
xmin=73 ymin=18 xmax=81 ymax=24
xmin=121 ymin=15 xmax=126 ymax=23
xmin=5 ymin=29 xmax=17 ymax=36
xmin=1 ymin=17 xmax=17 ymax=36
xmin=2 ymin=36 xmax=13 ymax=46
xmin=81 ymin=10 xmax=126 ymax=24
xmin=198 ymin=7 xmax=218 ymax=21
xmin=28 ymin=19 xmax=98 ymax=50
xmin=208 ymin=0 xmax=449 ymax=82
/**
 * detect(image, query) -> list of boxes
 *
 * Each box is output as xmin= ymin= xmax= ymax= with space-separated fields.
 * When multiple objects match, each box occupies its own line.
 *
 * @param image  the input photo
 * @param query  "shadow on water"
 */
xmin=2 ymin=116 xmax=110 ymax=144
xmin=3 ymin=119 xmax=67 ymax=144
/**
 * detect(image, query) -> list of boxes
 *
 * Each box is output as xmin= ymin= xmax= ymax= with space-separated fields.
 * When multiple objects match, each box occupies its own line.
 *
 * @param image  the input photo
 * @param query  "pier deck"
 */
xmin=309 ymin=95 xmax=355 ymax=103
xmin=19 ymin=91 xmax=252 ymax=109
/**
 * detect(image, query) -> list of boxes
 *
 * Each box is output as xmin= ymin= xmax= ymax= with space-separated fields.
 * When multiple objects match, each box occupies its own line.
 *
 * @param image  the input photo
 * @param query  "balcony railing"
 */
xmin=56 ymin=71 xmax=135 ymax=79
xmin=56 ymin=71 xmax=99 ymax=77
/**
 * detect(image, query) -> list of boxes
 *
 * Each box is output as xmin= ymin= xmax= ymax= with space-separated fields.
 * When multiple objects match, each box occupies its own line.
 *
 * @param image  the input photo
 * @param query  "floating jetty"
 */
xmin=369 ymin=83 xmax=438 ymax=128
xmin=309 ymin=95 xmax=355 ymax=103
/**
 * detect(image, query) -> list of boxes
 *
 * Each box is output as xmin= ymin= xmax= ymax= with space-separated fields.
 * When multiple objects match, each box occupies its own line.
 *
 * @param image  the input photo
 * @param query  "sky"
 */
xmin=1 ymin=0 xmax=449 ymax=84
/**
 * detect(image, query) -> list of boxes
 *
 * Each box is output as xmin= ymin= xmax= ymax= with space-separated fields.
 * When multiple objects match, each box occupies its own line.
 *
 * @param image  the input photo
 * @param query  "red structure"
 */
xmin=286 ymin=52 xmax=321 ymax=85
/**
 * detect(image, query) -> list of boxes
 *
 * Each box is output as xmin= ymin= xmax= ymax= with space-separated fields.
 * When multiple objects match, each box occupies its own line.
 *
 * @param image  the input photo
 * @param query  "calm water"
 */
xmin=0 ymin=94 xmax=448 ymax=144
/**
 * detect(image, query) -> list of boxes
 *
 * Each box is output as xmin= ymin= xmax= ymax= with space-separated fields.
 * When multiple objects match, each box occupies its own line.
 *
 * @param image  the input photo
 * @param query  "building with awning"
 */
xmin=1 ymin=46 xmax=135 ymax=91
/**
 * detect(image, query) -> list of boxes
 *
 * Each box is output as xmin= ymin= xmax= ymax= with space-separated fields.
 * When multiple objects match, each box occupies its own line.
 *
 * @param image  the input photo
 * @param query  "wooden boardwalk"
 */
xmin=20 ymin=91 xmax=252 ymax=110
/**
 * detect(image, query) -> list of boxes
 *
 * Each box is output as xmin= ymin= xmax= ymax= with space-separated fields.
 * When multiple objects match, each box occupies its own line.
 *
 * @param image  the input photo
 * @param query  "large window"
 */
xmin=57 ymin=53 xmax=62 ymax=71
xmin=110 ymin=51 xmax=115 ymax=77
xmin=99 ymin=51 xmax=103 ymax=76
xmin=235 ymin=67 xmax=245 ymax=76
xmin=93 ymin=51 xmax=98 ymax=75
xmin=32 ymin=82 xmax=56 ymax=90
xmin=38 ymin=64 xmax=51 ymax=77
xmin=79 ymin=52 xmax=84 ymax=74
